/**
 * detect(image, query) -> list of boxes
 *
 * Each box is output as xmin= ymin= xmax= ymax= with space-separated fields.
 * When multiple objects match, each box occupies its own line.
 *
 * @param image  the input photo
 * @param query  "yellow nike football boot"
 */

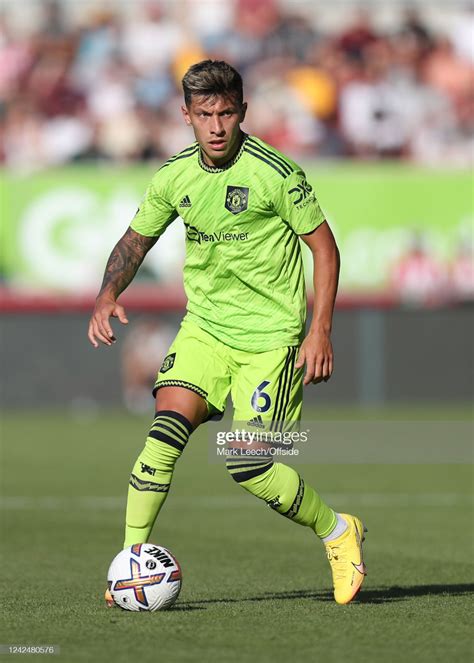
xmin=324 ymin=513 xmax=367 ymax=604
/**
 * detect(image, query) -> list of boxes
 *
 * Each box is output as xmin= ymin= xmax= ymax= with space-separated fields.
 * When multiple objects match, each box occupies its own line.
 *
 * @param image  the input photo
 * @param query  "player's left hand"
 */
xmin=295 ymin=329 xmax=333 ymax=385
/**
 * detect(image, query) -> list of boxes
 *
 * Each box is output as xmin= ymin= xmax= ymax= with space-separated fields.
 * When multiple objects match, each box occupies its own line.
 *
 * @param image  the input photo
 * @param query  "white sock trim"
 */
xmin=322 ymin=513 xmax=348 ymax=543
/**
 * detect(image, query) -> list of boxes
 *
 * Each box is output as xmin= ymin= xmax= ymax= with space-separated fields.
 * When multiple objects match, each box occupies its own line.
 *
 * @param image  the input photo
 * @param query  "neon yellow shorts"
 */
xmin=154 ymin=319 xmax=303 ymax=429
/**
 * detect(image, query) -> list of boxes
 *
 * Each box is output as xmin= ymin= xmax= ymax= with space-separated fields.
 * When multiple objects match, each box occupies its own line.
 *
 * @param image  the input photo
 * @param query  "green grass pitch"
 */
xmin=1 ymin=407 xmax=472 ymax=663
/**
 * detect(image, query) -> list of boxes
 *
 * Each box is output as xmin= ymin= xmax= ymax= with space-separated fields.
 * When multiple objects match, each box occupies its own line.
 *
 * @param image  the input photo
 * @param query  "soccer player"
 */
xmin=88 ymin=60 xmax=366 ymax=605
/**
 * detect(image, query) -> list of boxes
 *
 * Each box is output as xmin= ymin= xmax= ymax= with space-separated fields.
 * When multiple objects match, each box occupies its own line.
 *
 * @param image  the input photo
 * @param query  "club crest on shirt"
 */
xmin=160 ymin=353 xmax=176 ymax=373
xmin=225 ymin=186 xmax=249 ymax=214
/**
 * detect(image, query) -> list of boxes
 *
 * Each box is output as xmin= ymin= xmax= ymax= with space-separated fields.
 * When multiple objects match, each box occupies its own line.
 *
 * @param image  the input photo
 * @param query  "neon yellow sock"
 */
xmin=228 ymin=460 xmax=336 ymax=537
xmin=124 ymin=411 xmax=192 ymax=548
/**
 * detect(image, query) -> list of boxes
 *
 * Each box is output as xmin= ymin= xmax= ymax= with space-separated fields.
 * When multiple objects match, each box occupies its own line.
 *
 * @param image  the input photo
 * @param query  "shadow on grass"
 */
xmin=355 ymin=583 xmax=474 ymax=604
xmin=178 ymin=583 xmax=474 ymax=609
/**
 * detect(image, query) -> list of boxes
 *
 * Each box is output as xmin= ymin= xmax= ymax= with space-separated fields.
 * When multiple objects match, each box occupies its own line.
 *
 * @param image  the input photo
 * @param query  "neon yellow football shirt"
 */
xmin=131 ymin=134 xmax=325 ymax=352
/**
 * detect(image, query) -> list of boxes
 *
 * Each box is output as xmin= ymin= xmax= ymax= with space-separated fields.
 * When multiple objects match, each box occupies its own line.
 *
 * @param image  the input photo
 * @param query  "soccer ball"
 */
xmin=107 ymin=543 xmax=182 ymax=611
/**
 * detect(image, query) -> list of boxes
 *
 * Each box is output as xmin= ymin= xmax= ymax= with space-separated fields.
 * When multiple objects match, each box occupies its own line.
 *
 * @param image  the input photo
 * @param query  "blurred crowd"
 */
xmin=1 ymin=0 xmax=473 ymax=170
xmin=390 ymin=232 xmax=473 ymax=305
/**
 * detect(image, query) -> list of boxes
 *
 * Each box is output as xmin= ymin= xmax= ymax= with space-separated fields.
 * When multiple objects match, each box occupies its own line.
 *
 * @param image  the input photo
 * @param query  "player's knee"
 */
xmin=225 ymin=459 xmax=274 ymax=484
xmin=154 ymin=387 xmax=207 ymax=429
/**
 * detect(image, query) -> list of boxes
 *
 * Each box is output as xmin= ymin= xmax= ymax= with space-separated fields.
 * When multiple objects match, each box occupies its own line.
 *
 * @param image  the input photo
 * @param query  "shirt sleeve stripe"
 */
xmin=246 ymin=138 xmax=294 ymax=176
xmin=243 ymin=147 xmax=289 ymax=178
xmin=160 ymin=146 xmax=199 ymax=169
xmin=171 ymin=143 xmax=199 ymax=159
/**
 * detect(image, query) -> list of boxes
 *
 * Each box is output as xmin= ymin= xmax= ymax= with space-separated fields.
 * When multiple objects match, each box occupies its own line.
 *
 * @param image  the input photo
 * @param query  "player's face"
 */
xmin=182 ymin=94 xmax=247 ymax=166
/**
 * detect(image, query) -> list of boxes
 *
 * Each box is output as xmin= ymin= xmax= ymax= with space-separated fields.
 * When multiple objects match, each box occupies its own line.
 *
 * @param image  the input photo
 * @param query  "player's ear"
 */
xmin=240 ymin=102 xmax=248 ymax=122
xmin=181 ymin=105 xmax=192 ymax=126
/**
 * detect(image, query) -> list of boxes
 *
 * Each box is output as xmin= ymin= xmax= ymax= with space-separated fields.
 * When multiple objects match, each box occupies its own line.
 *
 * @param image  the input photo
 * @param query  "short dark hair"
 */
xmin=182 ymin=60 xmax=243 ymax=107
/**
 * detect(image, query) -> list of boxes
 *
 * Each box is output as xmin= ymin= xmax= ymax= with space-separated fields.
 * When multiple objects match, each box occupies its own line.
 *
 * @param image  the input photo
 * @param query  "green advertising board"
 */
xmin=0 ymin=164 xmax=472 ymax=293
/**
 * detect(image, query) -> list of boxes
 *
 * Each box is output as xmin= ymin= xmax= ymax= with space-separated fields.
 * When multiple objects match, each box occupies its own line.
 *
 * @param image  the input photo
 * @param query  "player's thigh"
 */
xmin=154 ymin=319 xmax=231 ymax=421
xmin=231 ymin=346 xmax=303 ymax=430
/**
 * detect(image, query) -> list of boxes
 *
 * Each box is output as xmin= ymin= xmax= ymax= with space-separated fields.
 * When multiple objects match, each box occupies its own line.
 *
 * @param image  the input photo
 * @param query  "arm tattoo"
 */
xmin=98 ymin=227 xmax=158 ymax=299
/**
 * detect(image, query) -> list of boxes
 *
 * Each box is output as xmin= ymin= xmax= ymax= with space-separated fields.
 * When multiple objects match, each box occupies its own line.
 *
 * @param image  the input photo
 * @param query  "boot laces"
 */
xmin=326 ymin=544 xmax=347 ymax=580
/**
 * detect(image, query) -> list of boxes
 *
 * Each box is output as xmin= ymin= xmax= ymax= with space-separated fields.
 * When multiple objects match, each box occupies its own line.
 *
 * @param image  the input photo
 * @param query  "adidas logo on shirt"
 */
xmin=247 ymin=415 xmax=265 ymax=429
xmin=179 ymin=195 xmax=192 ymax=208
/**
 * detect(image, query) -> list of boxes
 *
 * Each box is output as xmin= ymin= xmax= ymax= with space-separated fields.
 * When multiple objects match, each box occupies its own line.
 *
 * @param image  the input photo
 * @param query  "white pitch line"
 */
xmin=0 ymin=493 xmax=472 ymax=510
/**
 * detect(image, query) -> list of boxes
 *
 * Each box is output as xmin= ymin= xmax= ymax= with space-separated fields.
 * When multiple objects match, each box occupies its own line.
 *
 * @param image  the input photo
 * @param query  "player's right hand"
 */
xmin=88 ymin=296 xmax=129 ymax=348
